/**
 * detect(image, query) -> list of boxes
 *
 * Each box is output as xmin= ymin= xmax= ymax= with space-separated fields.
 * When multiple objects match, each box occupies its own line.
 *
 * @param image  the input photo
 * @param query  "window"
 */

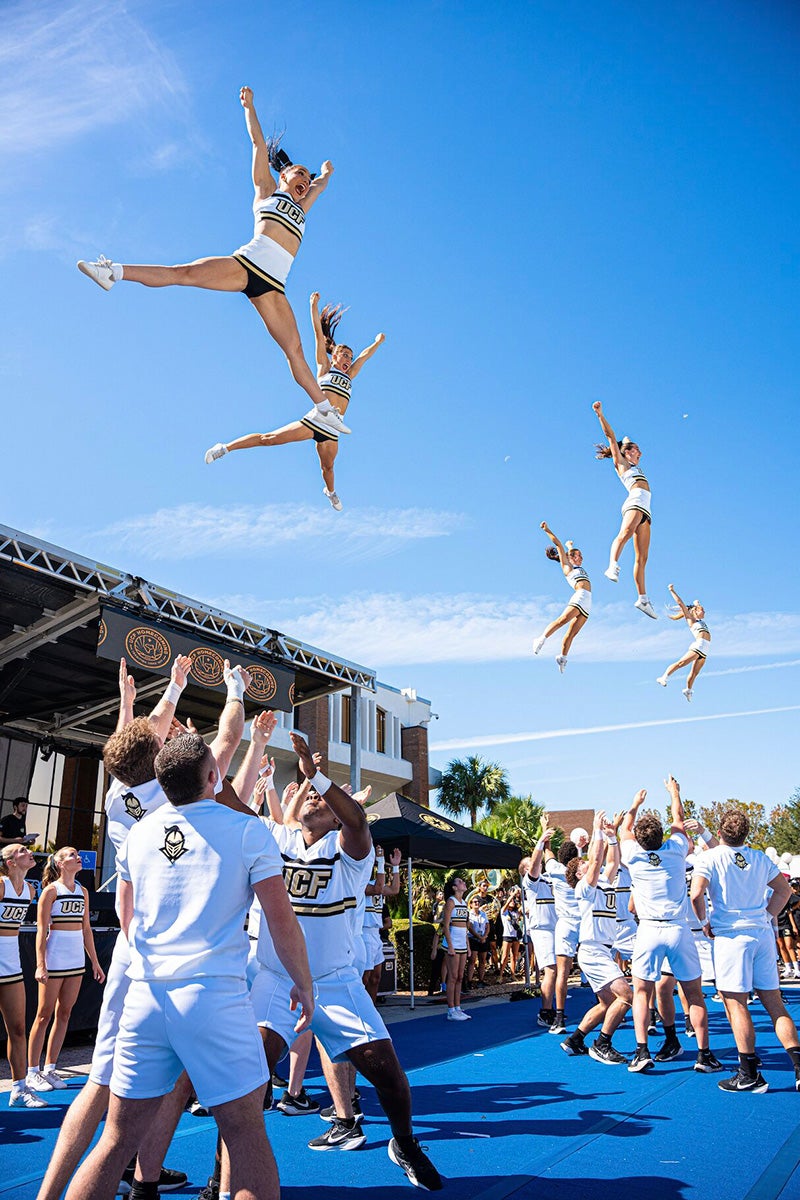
xmin=376 ymin=707 xmax=387 ymax=755
xmin=341 ymin=696 xmax=351 ymax=745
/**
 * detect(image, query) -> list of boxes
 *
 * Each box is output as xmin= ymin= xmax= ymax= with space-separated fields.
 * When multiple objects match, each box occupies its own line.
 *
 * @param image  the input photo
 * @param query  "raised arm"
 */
xmin=232 ymin=710 xmax=277 ymax=806
xmin=365 ymin=844 xmax=386 ymax=897
xmin=208 ymin=663 xmax=250 ymax=779
xmin=381 ymin=847 xmax=403 ymax=897
xmin=148 ymin=655 xmax=193 ymax=744
xmin=349 ymin=333 xmax=386 ymax=380
xmin=620 ymin=788 xmax=648 ymax=842
xmin=290 ymin=731 xmax=372 ymax=859
xmin=603 ymin=817 xmax=621 ymax=886
xmin=529 ymin=814 xmax=552 ymax=878
xmin=540 ymin=522 xmax=570 ymax=574
xmin=301 ymin=161 xmax=334 ymax=211
xmin=664 ymin=774 xmax=686 ymax=838
xmin=667 ymin=584 xmax=690 ymax=622
xmin=240 ymin=86 xmax=275 ymax=199
xmin=592 ymin=400 xmax=624 ymax=471
xmin=116 ymin=658 xmax=136 ymax=732
xmin=684 ymin=817 xmax=719 ymax=849
xmin=309 ymin=292 xmax=331 ymax=373
xmin=584 ymin=810 xmax=607 ymax=888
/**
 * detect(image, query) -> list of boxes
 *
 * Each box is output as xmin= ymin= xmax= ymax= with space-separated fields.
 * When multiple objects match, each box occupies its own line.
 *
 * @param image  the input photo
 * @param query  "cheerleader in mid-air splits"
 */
xmin=657 ymin=583 xmax=711 ymax=701
xmin=204 ymin=294 xmax=384 ymax=510
xmin=533 ymin=522 xmax=592 ymax=673
xmin=77 ymin=87 xmax=347 ymax=437
xmin=592 ymin=400 xmax=656 ymax=619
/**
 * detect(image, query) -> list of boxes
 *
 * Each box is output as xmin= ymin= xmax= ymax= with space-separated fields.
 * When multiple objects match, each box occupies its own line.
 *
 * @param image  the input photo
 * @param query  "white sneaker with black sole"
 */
xmin=308 ymin=1118 xmax=366 ymax=1150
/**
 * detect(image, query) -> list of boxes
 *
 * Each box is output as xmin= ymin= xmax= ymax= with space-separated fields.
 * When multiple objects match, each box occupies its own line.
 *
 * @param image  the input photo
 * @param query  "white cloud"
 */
xmin=704 ymin=659 xmax=800 ymax=678
xmin=91 ymin=503 xmax=465 ymax=563
xmin=208 ymin=590 xmax=800 ymax=669
xmin=430 ymin=705 xmax=800 ymax=752
xmin=0 ymin=1 xmax=189 ymax=164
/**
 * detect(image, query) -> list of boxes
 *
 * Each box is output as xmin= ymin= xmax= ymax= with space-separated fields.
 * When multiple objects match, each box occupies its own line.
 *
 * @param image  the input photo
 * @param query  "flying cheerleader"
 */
xmin=657 ymin=583 xmax=711 ymax=701
xmin=592 ymin=400 xmax=656 ymax=619
xmin=204 ymin=294 xmax=385 ymax=511
xmin=533 ymin=522 xmax=592 ymax=673
xmin=76 ymin=87 xmax=347 ymax=437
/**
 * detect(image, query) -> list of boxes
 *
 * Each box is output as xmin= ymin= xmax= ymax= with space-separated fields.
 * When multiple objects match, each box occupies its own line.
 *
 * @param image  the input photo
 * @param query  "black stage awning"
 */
xmin=0 ymin=524 xmax=376 ymax=753
xmin=365 ymin=792 xmax=522 ymax=869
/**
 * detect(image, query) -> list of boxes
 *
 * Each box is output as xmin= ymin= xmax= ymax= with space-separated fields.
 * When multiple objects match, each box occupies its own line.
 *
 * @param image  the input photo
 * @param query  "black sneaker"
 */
xmin=647 ymin=1010 xmax=657 ymax=1035
xmin=189 ymin=1098 xmax=210 ymax=1117
xmin=308 ymin=1119 xmax=367 ymax=1150
xmin=654 ymin=1038 xmax=683 ymax=1063
xmin=271 ymin=1072 xmax=289 ymax=1089
xmin=119 ymin=1166 xmax=189 ymax=1194
xmin=319 ymin=1096 xmax=364 ymax=1123
xmin=588 ymin=1040 xmax=630 ymax=1066
xmin=549 ymin=1018 xmax=567 ymax=1035
xmin=694 ymin=1050 xmax=723 ymax=1073
xmin=684 ymin=1018 xmax=696 ymax=1038
xmin=794 ymin=1065 xmax=800 ymax=1091
xmin=194 ymin=1178 xmax=219 ymax=1200
xmin=388 ymin=1137 xmax=443 ymax=1190
xmin=537 ymin=1010 xmax=554 ymax=1028
xmin=628 ymin=1048 xmax=654 ymax=1073
xmin=718 ymin=1070 xmax=768 ymax=1094
xmin=277 ymin=1087 xmax=320 ymax=1116
xmin=560 ymin=1033 xmax=589 ymax=1056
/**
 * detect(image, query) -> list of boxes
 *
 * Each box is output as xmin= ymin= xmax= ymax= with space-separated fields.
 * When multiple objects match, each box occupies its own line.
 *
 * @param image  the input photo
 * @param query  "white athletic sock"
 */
xmin=448 ymin=1006 xmax=456 ymax=1015
xmin=44 ymin=1063 xmax=56 ymax=1074
xmin=638 ymin=594 xmax=648 ymax=602
xmin=112 ymin=263 xmax=124 ymax=281
xmin=315 ymin=399 xmax=333 ymax=413
xmin=11 ymin=1078 xmax=25 ymax=1091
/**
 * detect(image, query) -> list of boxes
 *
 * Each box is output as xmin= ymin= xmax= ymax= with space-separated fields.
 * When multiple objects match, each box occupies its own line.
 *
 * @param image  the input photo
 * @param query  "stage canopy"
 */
xmin=365 ymin=792 xmax=522 ymax=869
xmin=0 ymin=524 xmax=376 ymax=754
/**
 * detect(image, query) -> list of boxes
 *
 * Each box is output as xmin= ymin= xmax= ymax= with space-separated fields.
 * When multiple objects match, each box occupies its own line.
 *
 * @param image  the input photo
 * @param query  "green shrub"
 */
xmin=390 ymin=919 xmax=436 ymax=990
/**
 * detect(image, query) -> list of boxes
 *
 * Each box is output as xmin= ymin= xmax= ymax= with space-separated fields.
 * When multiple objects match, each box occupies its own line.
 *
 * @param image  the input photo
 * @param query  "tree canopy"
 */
xmin=437 ymin=756 xmax=511 ymax=828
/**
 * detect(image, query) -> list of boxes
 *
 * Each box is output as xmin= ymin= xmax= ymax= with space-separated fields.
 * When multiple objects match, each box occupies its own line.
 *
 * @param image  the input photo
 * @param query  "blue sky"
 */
xmin=2 ymin=0 xmax=799 ymax=815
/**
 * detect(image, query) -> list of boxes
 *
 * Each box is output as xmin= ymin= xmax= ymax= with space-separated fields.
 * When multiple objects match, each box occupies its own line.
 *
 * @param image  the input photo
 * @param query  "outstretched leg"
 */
xmin=226 ymin=423 xmax=314 ymax=453
xmin=121 ymin=256 xmax=247 ymax=291
xmin=250 ymin=292 xmax=333 ymax=409
xmin=561 ymin=613 xmax=587 ymax=657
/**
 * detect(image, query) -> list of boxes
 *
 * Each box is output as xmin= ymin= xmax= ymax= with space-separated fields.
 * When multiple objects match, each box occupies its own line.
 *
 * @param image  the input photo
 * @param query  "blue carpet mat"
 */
xmin=3 ymin=989 xmax=800 ymax=1199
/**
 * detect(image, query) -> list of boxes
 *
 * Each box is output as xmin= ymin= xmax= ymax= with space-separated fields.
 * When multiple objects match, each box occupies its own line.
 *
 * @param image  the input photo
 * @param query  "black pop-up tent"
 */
xmin=365 ymin=793 xmax=523 ymax=1006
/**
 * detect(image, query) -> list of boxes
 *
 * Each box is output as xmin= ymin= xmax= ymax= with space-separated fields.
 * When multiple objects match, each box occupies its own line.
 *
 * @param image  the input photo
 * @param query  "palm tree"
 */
xmin=437 ymin=756 xmax=511 ymax=828
xmin=476 ymin=795 xmax=545 ymax=850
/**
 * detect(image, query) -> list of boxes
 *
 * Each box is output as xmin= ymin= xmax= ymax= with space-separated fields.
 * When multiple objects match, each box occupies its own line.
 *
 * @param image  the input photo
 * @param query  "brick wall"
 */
xmin=400 ymin=724 xmax=430 ymax=808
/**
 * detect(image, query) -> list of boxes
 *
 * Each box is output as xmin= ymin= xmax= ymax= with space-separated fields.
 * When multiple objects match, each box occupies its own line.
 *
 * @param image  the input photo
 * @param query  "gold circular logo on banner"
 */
xmin=366 ymin=812 xmax=380 ymax=824
xmin=125 ymin=627 xmax=171 ymax=670
xmin=288 ymin=683 xmax=297 ymax=706
xmin=419 ymin=812 xmax=454 ymax=832
xmin=97 ymin=618 xmax=108 ymax=647
xmin=246 ymin=666 xmax=277 ymax=702
xmin=189 ymin=647 xmax=225 ymax=687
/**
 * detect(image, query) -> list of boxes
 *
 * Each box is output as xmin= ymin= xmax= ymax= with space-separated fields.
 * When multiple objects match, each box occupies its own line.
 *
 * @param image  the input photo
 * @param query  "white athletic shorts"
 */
xmin=111 ymin=977 xmax=268 ymax=1109
xmin=361 ymin=926 xmax=385 ymax=970
xmin=89 ymin=931 xmax=130 ymax=1086
xmin=529 ymin=928 xmax=556 ymax=970
xmin=45 ymin=929 xmax=85 ymax=978
xmin=692 ymin=930 xmax=715 ymax=984
xmin=577 ymin=941 xmax=624 ymax=995
xmin=622 ymin=486 xmax=651 ymax=520
xmin=568 ymin=589 xmax=592 ymax=618
xmin=613 ymin=925 xmax=638 ymax=957
xmin=555 ymin=916 xmax=579 ymax=958
xmin=232 ymin=234 xmax=293 ymax=293
xmin=632 ymin=921 xmax=701 ymax=983
xmin=714 ymin=927 xmax=779 ymax=994
xmin=689 ymin=638 xmax=710 ymax=659
xmin=0 ymin=935 xmax=22 ymax=985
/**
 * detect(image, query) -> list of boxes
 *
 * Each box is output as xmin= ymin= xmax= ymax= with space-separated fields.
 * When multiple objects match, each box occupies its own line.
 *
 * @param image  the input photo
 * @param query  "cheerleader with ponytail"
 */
xmin=656 ymin=584 xmax=711 ymax=701
xmin=533 ymin=522 xmax=592 ymax=673
xmin=205 ymin=292 xmax=385 ymax=510
xmin=0 ymin=841 xmax=38 ymax=1107
xmin=26 ymin=848 xmax=104 ymax=1095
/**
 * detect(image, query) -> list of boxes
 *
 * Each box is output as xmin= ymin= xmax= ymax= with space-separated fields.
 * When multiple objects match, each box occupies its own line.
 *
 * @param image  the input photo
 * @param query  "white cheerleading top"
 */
xmin=319 ymin=369 xmax=352 ymax=405
xmin=363 ymin=888 xmax=385 ymax=929
xmin=520 ymin=871 xmax=557 ymax=931
xmin=575 ymin=874 xmax=619 ymax=945
xmin=546 ymin=860 xmax=581 ymax=922
xmin=566 ymin=565 xmax=590 ymax=590
xmin=0 ymin=876 xmax=32 ymax=932
xmin=619 ymin=462 xmax=649 ymax=491
xmin=49 ymin=880 xmax=85 ymax=926
xmin=690 ymin=618 xmax=710 ymax=640
xmin=254 ymin=190 xmax=305 ymax=243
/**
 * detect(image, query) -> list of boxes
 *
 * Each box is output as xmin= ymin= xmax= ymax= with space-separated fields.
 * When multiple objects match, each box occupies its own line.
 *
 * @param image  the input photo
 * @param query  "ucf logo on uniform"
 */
xmin=648 ymin=852 xmax=662 ymax=866
xmin=283 ymin=864 xmax=333 ymax=901
xmin=733 ymin=852 xmax=748 ymax=870
xmin=123 ymin=793 xmax=145 ymax=821
xmin=160 ymin=826 xmax=188 ymax=864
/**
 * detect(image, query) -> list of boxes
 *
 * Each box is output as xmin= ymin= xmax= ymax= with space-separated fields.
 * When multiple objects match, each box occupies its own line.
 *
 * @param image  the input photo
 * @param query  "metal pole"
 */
xmin=349 ymin=685 xmax=362 ymax=793
xmin=407 ymin=856 xmax=415 ymax=1010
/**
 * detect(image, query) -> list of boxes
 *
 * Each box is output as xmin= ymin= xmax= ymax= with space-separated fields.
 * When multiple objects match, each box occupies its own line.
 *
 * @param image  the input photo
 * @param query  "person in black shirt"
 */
xmin=0 ymin=799 xmax=33 ymax=848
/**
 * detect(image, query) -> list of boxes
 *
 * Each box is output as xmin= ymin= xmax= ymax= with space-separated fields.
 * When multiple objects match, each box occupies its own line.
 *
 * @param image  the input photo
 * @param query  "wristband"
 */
xmin=535 ymin=838 xmax=545 ymax=852
xmin=163 ymin=682 xmax=183 ymax=706
xmin=698 ymin=826 xmax=711 ymax=841
xmin=392 ymin=865 xmax=400 ymax=874
xmin=376 ymin=858 xmax=386 ymax=874
xmin=310 ymin=770 xmax=331 ymax=795
xmin=607 ymin=836 xmax=618 ymax=846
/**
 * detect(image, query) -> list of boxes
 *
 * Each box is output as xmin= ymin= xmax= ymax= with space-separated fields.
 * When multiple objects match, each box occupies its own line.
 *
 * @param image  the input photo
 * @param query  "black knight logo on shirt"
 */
xmin=648 ymin=852 xmax=662 ymax=867
xmin=733 ymin=852 xmax=748 ymax=870
xmin=159 ymin=826 xmax=188 ymax=864
xmin=123 ymin=793 xmax=145 ymax=821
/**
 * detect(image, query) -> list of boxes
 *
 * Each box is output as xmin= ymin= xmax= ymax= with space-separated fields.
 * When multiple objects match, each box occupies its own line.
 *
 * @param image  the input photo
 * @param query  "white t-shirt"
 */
xmin=546 ymin=860 xmax=581 ymax=923
xmin=520 ymin=871 xmax=557 ymax=931
xmin=621 ymin=832 xmax=690 ymax=922
xmin=117 ymin=798 xmax=283 ymax=980
xmin=251 ymin=823 xmax=373 ymax=979
xmin=105 ymin=776 xmax=169 ymax=858
xmin=613 ymin=863 xmax=638 ymax=930
xmin=575 ymin=874 xmax=618 ymax=945
xmin=692 ymin=844 xmax=778 ymax=932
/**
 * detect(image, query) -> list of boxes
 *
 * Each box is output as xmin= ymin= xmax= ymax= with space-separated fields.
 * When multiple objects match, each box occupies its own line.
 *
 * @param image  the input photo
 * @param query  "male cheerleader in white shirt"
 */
xmin=246 ymin=731 xmax=442 ymax=1190
xmin=64 ymin=729 xmax=313 ymax=1200
xmin=38 ymin=657 xmax=256 ymax=1200
xmin=519 ymin=815 xmax=557 ymax=1028
xmin=691 ymin=807 xmax=800 ymax=1093
xmin=543 ymin=837 xmax=581 ymax=1036
xmin=621 ymin=778 xmax=721 ymax=1075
